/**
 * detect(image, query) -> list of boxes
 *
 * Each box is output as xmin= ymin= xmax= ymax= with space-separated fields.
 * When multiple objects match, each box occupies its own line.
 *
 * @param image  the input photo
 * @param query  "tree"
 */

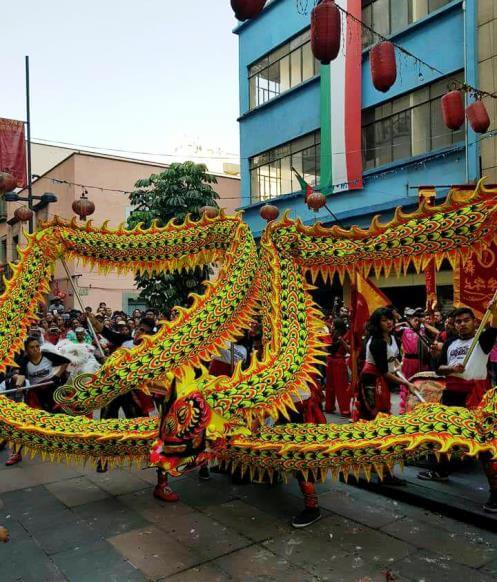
xmin=126 ymin=161 xmax=219 ymax=313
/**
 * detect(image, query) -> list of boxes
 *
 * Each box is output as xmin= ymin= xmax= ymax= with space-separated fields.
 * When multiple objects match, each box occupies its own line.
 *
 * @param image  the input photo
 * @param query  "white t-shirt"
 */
xmin=27 ymin=356 xmax=55 ymax=385
xmin=365 ymin=336 xmax=400 ymax=373
xmin=446 ymin=338 xmax=489 ymax=381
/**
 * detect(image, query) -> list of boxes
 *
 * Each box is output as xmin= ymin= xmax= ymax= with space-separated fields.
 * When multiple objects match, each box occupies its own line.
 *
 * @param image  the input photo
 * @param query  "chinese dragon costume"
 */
xmin=0 ymin=180 xmax=497 ymax=487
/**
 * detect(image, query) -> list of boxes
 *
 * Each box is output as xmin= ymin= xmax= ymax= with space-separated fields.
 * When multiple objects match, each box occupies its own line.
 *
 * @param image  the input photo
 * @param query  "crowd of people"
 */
xmin=1 ymin=296 xmax=497 ymax=531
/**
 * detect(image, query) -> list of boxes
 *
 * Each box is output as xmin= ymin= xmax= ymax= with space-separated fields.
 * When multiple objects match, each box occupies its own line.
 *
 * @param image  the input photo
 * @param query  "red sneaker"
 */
xmin=153 ymin=485 xmax=179 ymax=502
xmin=5 ymin=453 xmax=22 ymax=466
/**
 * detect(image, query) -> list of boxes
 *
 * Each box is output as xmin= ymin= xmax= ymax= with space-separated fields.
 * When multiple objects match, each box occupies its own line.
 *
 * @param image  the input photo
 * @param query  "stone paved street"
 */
xmin=1 ymin=447 xmax=497 ymax=581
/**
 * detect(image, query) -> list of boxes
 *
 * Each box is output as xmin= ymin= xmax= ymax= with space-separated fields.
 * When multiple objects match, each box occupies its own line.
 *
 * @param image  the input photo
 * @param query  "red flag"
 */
xmin=454 ymin=241 xmax=497 ymax=318
xmin=418 ymin=187 xmax=438 ymax=313
xmin=0 ymin=118 xmax=27 ymax=188
xmin=425 ymin=259 xmax=438 ymax=312
xmin=351 ymin=273 xmax=390 ymax=339
xmin=349 ymin=273 xmax=390 ymax=394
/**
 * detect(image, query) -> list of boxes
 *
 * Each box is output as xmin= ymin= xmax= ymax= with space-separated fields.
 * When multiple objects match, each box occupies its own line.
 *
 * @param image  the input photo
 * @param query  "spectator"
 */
xmin=325 ymin=318 xmax=351 ymax=416
xmin=399 ymin=308 xmax=432 ymax=381
xmin=45 ymin=326 xmax=62 ymax=346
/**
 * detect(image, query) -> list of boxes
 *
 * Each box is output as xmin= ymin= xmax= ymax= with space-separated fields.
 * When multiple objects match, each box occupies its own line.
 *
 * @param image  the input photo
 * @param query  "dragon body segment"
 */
xmin=0 ymin=181 xmax=497 ymax=479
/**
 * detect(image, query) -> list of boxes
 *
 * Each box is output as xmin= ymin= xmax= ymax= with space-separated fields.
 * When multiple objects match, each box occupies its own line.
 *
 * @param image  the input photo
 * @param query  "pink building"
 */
xmin=0 ymin=148 xmax=240 ymax=313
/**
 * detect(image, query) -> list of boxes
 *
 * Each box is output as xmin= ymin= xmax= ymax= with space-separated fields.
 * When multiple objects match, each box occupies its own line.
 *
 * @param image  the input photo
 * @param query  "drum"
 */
xmin=401 ymin=371 xmax=445 ymax=413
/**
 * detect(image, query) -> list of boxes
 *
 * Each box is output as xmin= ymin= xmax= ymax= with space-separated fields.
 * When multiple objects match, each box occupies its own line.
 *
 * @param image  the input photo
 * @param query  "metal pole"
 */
xmin=25 ymin=56 xmax=33 ymax=234
xmin=323 ymin=204 xmax=346 ymax=230
xmin=1 ymin=380 xmax=56 ymax=396
xmin=60 ymin=258 xmax=106 ymax=358
xmin=230 ymin=343 xmax=235 ymax=375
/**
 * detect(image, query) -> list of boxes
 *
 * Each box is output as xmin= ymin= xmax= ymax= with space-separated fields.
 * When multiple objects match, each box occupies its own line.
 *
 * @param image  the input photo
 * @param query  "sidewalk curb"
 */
xmin=349 ymin=478 xmax=497 ymax=532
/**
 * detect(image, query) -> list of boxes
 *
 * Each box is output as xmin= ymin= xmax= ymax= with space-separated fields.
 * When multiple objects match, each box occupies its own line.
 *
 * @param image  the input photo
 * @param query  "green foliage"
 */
xmin=126 ymin=161 xmax=219 ymax=313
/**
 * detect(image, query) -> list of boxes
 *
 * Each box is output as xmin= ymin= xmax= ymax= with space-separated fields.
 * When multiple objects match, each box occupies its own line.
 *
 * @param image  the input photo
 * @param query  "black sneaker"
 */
xmin=198 ymin=466 xmax=211 ymax=481
xmin=291 ymin=508 xmax=322 ymax=529
xmin=483 ymin=493 xmax=497 ymax=513
xmin=417 ymin=470 xmax=449 ymax=482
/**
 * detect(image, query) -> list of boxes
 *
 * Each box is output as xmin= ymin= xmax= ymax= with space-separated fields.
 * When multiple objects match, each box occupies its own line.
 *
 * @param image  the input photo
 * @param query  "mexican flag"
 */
xmin=292 ymin=166 xmax=314 ymax=202
xmin=320 ymin=0 xmax=363 ymax=194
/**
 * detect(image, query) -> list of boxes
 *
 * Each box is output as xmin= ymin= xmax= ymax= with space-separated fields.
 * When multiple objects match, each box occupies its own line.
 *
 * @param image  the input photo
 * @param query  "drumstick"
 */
xmin=1 ymin=381 xmax=57 ymax=396
xmin=395 ymin=369 xmax=426 ymax=403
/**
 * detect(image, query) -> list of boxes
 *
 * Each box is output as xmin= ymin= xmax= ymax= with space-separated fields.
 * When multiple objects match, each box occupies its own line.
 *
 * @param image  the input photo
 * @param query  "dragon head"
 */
xmin=149 ymin=366 xmax=214 ymax=476
xmin=151 ymin=388 xmax=212 ymax=476
xmin=149 ymin=367 xmax=251 ymax=476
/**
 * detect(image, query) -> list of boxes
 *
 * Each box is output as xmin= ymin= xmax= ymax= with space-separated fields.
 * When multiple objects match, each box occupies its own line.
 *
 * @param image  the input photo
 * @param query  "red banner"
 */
xmin=425 ymin=259 xmax=437 ymax=312
xmin=0 ymin=118 xmax=27 ymax=188
xmin=454 ymin=241 xmax=497 ymax=318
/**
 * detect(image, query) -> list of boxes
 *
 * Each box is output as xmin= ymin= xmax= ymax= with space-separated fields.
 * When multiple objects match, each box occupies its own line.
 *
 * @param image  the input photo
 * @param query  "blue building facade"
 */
xmin=235 ymin=0 xmax=479 ymax=240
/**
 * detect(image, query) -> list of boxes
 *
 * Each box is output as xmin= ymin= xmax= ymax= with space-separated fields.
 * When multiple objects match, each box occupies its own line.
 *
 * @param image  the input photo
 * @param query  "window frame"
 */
xmin=362 ymin=72 xmax=465 ymax=170
xmin=249 ymin=131 xmax=321 ymax=203
xmin=361 ymin=0 xmax=452 ymax=48
xmin=248 ymin=29 xmax=319 ymax=110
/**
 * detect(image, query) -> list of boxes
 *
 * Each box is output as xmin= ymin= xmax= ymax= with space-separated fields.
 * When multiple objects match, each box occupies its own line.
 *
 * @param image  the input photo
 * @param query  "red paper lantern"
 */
xmin=0 ymin=172 xmax=17 ymax=193
xmin=231 ymin=0 xmax=266 ymax=21
xmin=72 ymin=191 xmax=95 ymax=220
xmin=307 ymin=192 xmax=326 ymax=211
xmin=466 ymin=100 xmax=491 ymax=134
xmin=311 ymin=0 xmax=341 ymax=65
xmin=200 ymin=206 xmax=219 ymax=218
xmin=370 ymin=41 xmax=397 ymax=92
xmin=441 ymin=90 xmax=465 ymax=130
xmin=260 ymin=204 xmax=279 ymax=222
xmin=14 ymin=206 xmax=33 ymax=223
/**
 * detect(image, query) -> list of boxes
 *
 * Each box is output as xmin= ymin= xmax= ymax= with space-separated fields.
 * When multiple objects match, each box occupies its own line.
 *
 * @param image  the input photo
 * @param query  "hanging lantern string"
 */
xmin=307 ymin=1 xmax=497 ymax=100
xmin=14 ymin=127 xmax=497 ymax=203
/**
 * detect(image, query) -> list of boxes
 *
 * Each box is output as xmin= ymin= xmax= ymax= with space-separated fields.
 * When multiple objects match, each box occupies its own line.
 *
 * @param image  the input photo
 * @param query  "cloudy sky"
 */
xmin=2 ymin=1 xmax=240 ymax=163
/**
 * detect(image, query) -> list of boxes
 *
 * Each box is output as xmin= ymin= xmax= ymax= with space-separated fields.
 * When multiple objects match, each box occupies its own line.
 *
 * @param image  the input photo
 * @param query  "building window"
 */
xmin=248 ymin=29 xmax=320 ymax=110
xmin=250 ymin=131 xmax=320 ymax=203
xmin=362 ymin=73 xmax=464 ymax=170
xmin=362 ymin=0 xmax=452 ymax=47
